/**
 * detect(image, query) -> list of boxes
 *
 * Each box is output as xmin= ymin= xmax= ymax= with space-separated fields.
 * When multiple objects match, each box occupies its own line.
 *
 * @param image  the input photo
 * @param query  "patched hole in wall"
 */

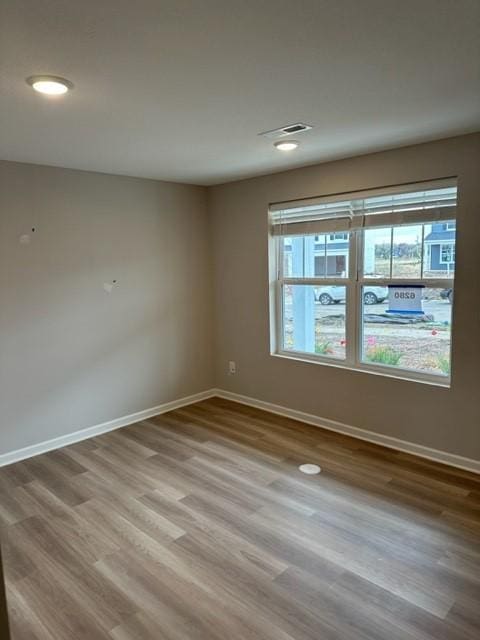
xmin=19 ymin=227 xmax=36 ymax=245
xmin=103 ymin=280 xmax=118 ymax=293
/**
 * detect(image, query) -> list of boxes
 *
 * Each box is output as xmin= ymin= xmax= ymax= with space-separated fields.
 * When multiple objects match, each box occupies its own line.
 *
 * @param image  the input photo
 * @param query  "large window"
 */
xmin=270 ymin=181 xmax=457 ymax=384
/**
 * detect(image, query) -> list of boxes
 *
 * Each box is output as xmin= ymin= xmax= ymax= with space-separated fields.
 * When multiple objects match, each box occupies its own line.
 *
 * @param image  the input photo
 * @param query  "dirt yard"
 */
xmin=283 ymin=297 xmax=452 ymax=376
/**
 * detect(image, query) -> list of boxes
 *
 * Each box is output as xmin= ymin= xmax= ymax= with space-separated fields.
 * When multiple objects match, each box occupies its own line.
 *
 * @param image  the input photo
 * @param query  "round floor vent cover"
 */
xmin=299 ymin=463 xmax=321 ymax=475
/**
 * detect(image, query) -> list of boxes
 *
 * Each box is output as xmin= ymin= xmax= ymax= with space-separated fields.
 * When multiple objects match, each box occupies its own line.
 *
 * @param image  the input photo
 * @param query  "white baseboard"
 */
xmin=212 ymin=388 xmax=480 ymax=475
xmin=2 ymin=387 xmax=478 ymax=475
xmin=0 ymin=389 xmax=216 ymax=467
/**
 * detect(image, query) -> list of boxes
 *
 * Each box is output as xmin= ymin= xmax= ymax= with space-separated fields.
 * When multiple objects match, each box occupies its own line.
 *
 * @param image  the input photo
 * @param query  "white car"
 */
xmin=315 ymin=285 xmax=388 ymax=305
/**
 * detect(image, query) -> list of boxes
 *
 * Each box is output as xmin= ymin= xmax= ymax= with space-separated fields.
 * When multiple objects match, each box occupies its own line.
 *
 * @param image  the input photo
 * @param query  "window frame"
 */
xmin=271 ymin=184 xmax=456 ymax=387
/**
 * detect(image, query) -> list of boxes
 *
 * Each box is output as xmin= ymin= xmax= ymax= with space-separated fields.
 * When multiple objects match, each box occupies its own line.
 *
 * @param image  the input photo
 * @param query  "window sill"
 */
xmin=272 ymin=351 xmax=451 ymax=388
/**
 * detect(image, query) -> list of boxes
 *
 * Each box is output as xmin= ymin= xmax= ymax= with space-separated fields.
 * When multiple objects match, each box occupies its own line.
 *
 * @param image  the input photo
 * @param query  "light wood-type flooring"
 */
xmin=0 ymin=397 xmax=479 ymax=639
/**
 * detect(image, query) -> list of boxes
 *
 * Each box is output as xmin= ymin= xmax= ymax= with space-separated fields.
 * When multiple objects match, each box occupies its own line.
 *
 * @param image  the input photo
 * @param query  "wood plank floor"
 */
xmin=0 ymin=397 xmax=479 ymax=640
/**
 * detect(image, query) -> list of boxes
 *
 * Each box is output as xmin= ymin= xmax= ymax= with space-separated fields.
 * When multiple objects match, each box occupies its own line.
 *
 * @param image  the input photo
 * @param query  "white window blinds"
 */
xmin=270 ymin=180 xmax=457 ymax=236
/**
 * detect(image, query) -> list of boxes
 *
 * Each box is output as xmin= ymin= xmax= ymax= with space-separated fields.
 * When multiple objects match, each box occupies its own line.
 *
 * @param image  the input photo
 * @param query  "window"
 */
xmin=440 ymin=243 xmax=455 ymax=264
xmin=270 ymin=181 xmax=457 ymax=384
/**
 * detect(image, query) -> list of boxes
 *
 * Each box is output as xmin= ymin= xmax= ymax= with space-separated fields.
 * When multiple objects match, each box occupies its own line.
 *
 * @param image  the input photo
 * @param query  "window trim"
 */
xmin=271 ymin=349 xmax=452 ymax=388
xmin=271 ymin=182 xmax=456 ymax=387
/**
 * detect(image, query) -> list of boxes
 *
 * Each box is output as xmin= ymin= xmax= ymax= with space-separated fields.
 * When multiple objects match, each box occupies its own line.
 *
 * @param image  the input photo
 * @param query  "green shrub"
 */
xmin=315 ymin=341 xmax=333 ymax=355
xmin=366 ymin=346 xmax=402 ymax=365
xmin=437 ymin=355 xmax=450 ymax=375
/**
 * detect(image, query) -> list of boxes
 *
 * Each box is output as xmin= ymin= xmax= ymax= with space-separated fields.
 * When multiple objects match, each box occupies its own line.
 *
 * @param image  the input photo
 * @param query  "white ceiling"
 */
xmin=1 ymin=0 xmax=479 ymax=185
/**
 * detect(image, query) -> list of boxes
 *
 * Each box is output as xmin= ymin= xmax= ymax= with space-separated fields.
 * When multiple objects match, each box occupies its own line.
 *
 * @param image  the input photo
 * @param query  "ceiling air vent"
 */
xmin=259 ymin=123 xmax=313 ymax=139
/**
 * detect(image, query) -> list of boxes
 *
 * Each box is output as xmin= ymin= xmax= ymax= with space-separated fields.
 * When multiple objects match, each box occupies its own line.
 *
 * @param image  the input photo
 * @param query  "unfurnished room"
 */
xmin=0 ymin=1 xmax=479 ymax=639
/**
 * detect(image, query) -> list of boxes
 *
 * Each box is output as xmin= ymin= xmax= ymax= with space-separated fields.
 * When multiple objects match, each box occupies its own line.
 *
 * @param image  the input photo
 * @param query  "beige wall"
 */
xmin=0 ymin=161 xmax=213 ymax=454
xmin=209 ymin=134 xmax=480 ymax=460
xmin=1 ymin=135 xmax=479 ymax=462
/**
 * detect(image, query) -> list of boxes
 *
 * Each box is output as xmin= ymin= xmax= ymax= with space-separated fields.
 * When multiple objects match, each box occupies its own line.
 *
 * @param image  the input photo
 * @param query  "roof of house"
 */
xmin=424 ymin=231 xmax=456 ymax=243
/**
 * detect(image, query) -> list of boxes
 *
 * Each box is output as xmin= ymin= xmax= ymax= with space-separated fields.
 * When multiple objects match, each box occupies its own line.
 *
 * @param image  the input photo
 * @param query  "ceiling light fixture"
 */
xmin=274 ymin=140 xmax=299 ymax=151
xmin=26 ymin=75 xmax=73 ymax=95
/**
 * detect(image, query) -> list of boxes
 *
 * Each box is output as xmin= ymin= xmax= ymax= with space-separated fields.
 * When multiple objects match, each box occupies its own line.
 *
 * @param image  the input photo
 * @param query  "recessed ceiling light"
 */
xmin=274 ymin=140 xmax=299 ymax=151
xmin=26 ymin=75 xmax=73 ymax=95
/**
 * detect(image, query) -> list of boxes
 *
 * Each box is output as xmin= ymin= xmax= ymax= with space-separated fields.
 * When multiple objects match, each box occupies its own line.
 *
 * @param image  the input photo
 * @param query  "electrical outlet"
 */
xmin=228 ymin=361 xmax=236 ymax=375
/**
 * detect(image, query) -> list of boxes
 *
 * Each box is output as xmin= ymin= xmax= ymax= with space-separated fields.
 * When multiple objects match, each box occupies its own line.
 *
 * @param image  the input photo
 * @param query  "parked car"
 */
xmin=315 ymin=285 xmax=388 ymax=305
xmin=440 ymin=288 xmax=453 ymax=303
